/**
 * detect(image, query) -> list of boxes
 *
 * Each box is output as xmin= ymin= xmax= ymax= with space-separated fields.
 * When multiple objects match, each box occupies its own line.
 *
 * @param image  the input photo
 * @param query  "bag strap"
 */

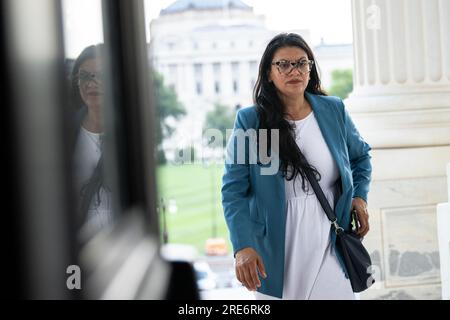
xmin=303 ymin=166 xmax=344 ymax=234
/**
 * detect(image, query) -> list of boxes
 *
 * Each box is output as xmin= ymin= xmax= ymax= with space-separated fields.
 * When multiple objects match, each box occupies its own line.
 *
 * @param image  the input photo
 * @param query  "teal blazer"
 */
xmin=221 ymin=92 xmax=372 ymax=298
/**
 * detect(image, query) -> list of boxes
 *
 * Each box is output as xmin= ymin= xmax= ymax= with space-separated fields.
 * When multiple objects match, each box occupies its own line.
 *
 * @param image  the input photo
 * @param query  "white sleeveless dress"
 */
xmin=73 ymin=127 xmax=114 ymax=234
xmin=255 ymin=111 xmax=355 ymax=300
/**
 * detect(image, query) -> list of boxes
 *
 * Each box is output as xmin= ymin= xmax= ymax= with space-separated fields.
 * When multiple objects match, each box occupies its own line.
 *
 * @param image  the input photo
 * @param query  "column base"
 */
xmin=344 ymin=92 xmax=450 ymax=148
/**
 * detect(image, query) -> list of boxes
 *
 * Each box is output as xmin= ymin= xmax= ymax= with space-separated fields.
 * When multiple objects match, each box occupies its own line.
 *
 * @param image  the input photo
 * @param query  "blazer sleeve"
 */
xmin=221 ymin=109 xmax=254 ymax=256
xmin=341 ymin=100 xmax=372 ymax=203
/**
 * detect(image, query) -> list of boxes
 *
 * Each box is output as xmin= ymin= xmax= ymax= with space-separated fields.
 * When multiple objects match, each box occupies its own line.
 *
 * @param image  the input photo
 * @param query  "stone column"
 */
xmin=346 ymin=0 xmax=450 ymax=299
xmin=347 ymin=0 xmax=450 ymax=149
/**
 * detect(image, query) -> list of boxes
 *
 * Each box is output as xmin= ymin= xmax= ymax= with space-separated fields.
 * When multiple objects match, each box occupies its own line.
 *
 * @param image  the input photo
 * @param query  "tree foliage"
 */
xmin=152 ymin=71 xmax=186 ymax=163
xmin=204 ymin=103 xmax=236 ymax=149
xmin=328 ymin=69 xmax=353 ymax=99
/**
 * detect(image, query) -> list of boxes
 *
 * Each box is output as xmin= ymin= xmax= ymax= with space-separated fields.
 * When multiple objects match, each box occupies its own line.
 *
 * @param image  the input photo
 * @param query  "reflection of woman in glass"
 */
xmin=70 ymin=44 xmax=113 ymax=238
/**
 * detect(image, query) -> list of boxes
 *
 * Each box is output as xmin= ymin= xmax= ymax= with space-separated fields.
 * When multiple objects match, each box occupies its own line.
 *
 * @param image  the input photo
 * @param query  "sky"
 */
xmin=62 ymin=0 xmax=353 ymax=58
xmin=62 ymin=0 xmax=104 ymax=59
xmin=143 ymin=0 xmax=353 ymax=45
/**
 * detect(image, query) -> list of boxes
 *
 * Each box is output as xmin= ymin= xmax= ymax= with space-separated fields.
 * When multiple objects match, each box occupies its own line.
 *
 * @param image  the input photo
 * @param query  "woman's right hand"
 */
xmin=235 ymin=247 xmax=267 ymax=291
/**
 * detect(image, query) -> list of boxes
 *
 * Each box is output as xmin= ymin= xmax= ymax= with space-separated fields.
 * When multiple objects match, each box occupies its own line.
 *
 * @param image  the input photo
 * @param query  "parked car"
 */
xmin=160 ymin=243 xmax=199 ymax=263
xmin=205 ymin=237 xmax=228 ymax=256
xmin=194 ymin=261 xmax=217 ymax=291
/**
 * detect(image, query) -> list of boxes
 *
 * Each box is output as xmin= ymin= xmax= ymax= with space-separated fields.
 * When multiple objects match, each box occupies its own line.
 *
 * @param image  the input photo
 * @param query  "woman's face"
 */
xmin=78 ymin=58 xmax=103 ymax=110
xmin=268 ymin=46 xmax=311 ymax=99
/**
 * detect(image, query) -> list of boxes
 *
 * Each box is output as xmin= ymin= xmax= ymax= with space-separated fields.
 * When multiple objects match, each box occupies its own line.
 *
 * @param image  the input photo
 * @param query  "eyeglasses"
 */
xmin=78 ymin=70 xmax=103 ymax=85
xmin=271 ymin=59 xmax=314 ymax=75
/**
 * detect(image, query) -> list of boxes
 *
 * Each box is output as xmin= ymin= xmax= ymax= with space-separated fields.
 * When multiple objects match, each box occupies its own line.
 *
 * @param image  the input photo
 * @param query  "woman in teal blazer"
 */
xmin=222 ymin=33 xmax=372 ymax=299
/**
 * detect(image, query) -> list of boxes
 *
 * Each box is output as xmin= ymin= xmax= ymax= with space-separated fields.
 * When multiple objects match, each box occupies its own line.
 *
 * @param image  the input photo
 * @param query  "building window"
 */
xmin=213 ymin=62 xmax=221 ymax=74
xmin=213 ymin=62 xmax=221 ymax=95
xmin=168 ymin=64 xmax=177 ymax=89
xmin=212 ymin=42 xmax=217 ymax=49
xmin=167 ymin=42 xmax=175 ymax=50
xmin=249 ymin=60 xmax=258 ymax=74
xmin=249 ymin=60 xmax=258 ymax=89
xmin=214 ymin=81 xmax=220 ymax=94
xmin=231 ymin=61 xmax=239 ymax=74
xmin=169 ymin=63 xmax=177 ymax=77
xmin=194 ymin=63 xmax=203 ymax=77
xmin=194 ymin=63 xmax=203 ymax=95
xmin=231 ymin=61 xmax=239 ymax=94
xmin=193 ymin=42 xmax=198 ymax=50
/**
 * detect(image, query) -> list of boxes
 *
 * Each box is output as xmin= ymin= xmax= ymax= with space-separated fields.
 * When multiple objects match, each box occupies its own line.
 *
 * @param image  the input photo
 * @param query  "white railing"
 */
xmin=437 ymin=163 xmax=450 ymax=300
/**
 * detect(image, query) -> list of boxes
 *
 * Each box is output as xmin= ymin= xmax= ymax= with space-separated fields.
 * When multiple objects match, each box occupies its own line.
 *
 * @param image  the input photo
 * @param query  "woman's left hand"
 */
xmin=351 ymin=197 xmax=370 ymax=237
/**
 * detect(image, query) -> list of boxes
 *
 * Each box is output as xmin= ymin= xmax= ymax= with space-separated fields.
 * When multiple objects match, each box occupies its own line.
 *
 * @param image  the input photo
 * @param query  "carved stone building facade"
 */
xmin=346 ymin=0 xmax=450 ymax=299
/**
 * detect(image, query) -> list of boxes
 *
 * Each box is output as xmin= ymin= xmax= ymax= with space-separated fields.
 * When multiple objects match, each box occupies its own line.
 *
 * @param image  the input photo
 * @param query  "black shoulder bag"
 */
xmin=303 ymin=167 xmax=375 ymax=293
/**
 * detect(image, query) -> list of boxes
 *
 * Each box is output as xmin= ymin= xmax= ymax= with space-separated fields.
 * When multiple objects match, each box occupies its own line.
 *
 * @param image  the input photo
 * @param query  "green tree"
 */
xmin=328 ymin=69 xmax=353 ymax=99
xmin=204 ymin=103 xmax=236 ymax=149
xmin=152 ymin=71 xmax=186 ymax=164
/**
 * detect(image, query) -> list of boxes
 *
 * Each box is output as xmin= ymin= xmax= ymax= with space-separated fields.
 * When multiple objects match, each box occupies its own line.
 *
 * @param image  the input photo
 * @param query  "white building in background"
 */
xmin=149 ymin=0 xmax=310 ymax=159
xmin=314 ymin=40 xmax=353 ymax=89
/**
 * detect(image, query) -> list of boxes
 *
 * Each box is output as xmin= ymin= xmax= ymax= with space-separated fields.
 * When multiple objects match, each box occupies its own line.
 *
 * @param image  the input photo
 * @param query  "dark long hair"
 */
xmin=253 ymin=33 xmax=327 ymax=192
xmin=70 ymin=44 xmax=104 ymax=110
xmin=70 ymin=44 xmax=107 ymax=228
